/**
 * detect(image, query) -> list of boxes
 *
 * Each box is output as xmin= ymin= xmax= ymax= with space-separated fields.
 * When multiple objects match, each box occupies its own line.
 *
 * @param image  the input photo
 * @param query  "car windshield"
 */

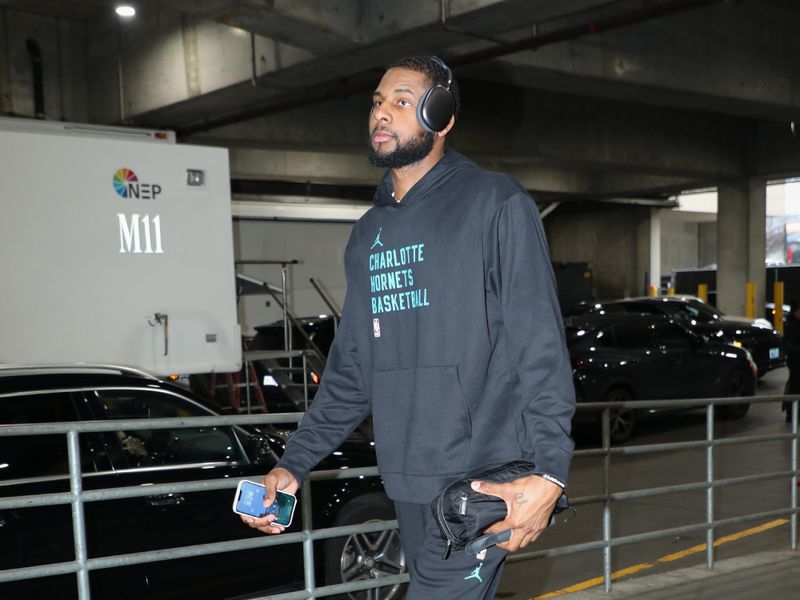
xmin=663 ymin=301 xmax=721 ymax=324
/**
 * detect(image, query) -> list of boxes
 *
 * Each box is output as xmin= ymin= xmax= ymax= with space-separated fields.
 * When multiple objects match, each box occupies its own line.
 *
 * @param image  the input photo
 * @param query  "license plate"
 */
xmin=769 ymin=347 xmax=780 ymax=360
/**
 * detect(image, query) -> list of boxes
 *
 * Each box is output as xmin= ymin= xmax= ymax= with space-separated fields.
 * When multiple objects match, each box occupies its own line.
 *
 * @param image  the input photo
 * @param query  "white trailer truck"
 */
xmin=0 ymin=117 xmax=241 ymax=375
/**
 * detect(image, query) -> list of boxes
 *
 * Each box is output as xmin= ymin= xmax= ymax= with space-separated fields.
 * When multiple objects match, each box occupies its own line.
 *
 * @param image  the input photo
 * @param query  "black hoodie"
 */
xmin=277 ymin=150 xmax=575 ymax=503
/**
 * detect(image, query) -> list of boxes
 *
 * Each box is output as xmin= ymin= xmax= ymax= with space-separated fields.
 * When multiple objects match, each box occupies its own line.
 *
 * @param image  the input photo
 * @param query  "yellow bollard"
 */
xmin=648 ymin=285 xmax=657 ymax=297
xmin=745 ymin=282 xmax=756 ymax=319
xmin=697 ymin=283 xmax=708 ymax=303
xmin=774 ymin=281 xmax=784 ymax=335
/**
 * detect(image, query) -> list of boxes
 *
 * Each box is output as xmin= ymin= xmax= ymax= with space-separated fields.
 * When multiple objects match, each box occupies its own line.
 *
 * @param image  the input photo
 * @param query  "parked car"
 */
xmin=0 ymin=365 xmax=405 ymax=600
xmin=565 ymin=312 xmax=757 ymax=443
xmin=566 ymin=296 xmax=784 ymax=377
xmin=765 ymin=301 xmax=790 ymax=325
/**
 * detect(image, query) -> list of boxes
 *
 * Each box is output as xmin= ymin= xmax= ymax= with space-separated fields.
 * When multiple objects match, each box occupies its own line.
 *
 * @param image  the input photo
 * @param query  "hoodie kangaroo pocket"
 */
xmin=372 ymin=366 xmax=471 ymax=476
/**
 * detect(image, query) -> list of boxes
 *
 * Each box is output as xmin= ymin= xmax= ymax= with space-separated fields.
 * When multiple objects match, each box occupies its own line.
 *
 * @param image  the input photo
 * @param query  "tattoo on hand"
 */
xmin=514 ymin=493 xmax=528 ymax=507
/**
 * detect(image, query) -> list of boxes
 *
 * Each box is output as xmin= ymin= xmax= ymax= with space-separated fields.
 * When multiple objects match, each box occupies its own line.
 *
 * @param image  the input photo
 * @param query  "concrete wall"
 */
xmin=698 ymin=221 xmax=717 ymax=268
xmin=545 ymin=205 xmax=651 ymax=300
xmin=0 ymin=9 xmax=88 ymax=121
xmin=658 ymin=213 xmax=718 ymax=282
xmin=85 ymin=8 xmax=311 ymax=124
xmin=660 ymin=219 xmax=699 ymax=275
xmin=233 ymin=219 xmax=353 ymax=335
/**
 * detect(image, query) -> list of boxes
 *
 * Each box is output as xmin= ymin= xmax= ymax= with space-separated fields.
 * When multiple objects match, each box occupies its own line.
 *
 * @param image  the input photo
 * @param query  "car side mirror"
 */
xmin=248 ymin=434 xmax=274 ymax=465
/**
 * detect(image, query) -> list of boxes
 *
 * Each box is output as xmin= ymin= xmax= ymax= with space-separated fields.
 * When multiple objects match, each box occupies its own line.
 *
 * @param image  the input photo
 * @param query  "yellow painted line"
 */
xmin=532 ymin=519 xmax=788 ymax=599
xmin=534 ymin=563 xmax=658 ymax=599
xmin=657 ymin=519 xmax=788 ymax=564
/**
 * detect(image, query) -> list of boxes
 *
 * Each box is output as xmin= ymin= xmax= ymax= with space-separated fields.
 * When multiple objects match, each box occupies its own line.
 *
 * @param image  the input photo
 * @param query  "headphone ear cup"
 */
xmin=417 ymin=85 xmax=455 ymax=133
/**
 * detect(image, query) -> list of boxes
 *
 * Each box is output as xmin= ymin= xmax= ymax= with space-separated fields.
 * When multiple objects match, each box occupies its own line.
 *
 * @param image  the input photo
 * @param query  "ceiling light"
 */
xmin=115 ymin=5 xmax=136 ymax=18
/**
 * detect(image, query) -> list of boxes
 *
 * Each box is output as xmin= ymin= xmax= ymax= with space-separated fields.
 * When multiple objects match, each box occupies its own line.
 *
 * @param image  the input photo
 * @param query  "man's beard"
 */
xmin=368 ymin=129 xmax=435 ymax=168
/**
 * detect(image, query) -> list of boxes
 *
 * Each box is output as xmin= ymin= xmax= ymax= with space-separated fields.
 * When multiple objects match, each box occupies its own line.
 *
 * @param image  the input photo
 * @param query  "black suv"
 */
xmin=566 ymin=312 xmax=757 ymax=442
xmin=566 ymin=296 xmax=784 ymax=376
xmin=0 ymin=365 xmax=404 ymax=599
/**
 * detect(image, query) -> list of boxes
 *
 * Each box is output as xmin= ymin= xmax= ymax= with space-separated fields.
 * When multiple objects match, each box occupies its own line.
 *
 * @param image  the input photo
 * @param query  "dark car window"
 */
xmin=664 ymin=301 xmax=720 ymax=324
xmin=612 ymin=321 xmax=657 ymax=349
xmin=623 ymin=303 xmax=662 ymax=316
xmin=653 ymin=322 xmax=693 ymax=349
xmin=0 ymin=391 xmax=93 ymax=481
xmin=91 ymin=389 xmax=246 ymax=468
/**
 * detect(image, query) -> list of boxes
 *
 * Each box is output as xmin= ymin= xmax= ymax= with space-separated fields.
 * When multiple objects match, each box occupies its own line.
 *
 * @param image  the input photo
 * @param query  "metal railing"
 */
xmin=0 ymin=411 xmax=402 ymax=599
xmin=507 ymin=394 xmax=799 ymax=595
xmin=0 ymin=395 xmax=797 ymax=598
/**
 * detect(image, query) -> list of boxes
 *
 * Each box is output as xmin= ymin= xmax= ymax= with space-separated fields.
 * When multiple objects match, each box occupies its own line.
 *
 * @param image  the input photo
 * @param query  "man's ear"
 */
xmin=437 ymin=114 xmax=456 ymax=138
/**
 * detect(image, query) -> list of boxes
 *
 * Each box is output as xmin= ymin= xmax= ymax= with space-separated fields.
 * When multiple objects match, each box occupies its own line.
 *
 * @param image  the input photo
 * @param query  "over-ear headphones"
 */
xmin=416 ymin=56 xmax=455 ymax=133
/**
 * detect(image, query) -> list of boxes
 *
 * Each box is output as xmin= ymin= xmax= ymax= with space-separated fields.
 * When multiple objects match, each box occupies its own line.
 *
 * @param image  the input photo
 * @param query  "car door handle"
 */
xmin=146 ymin=493 xmax=185 ymax=507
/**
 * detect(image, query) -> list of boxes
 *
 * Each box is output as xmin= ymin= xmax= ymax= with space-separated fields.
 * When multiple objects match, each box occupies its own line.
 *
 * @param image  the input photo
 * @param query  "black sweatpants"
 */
xmin=394 ymin=500 xmax=507 ymax=600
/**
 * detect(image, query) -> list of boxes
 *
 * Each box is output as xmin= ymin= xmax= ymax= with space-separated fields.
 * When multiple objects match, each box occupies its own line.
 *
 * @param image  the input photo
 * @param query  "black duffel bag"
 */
xmin=431 ymin=461 xmax=573 ymax=559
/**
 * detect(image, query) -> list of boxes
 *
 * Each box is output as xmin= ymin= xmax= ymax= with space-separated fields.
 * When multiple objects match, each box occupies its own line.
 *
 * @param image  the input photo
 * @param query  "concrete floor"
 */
xmin=495 ymin=367 xmax=798 ymax=600
xmin=561 ymin=550 xmax=800 ymax=599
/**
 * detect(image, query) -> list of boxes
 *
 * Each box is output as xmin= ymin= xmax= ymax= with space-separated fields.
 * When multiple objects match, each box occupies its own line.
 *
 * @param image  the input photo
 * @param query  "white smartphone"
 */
xmin=232 ymin=479 xmax=297 ymax=527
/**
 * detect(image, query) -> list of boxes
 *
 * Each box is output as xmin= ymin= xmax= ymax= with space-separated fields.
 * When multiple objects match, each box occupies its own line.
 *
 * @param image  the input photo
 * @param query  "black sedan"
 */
xmin=0 ymin=365 xmax=404 ymax=600
xmin=566 ymin=312 xmax=757 ymax=443
xmin=566 ymin=296 xmax=784 ymax=376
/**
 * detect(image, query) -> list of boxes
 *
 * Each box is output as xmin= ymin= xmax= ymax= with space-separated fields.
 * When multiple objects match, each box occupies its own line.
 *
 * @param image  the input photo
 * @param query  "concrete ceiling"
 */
xmin=3 ymin=0 xmax=800 ymax=201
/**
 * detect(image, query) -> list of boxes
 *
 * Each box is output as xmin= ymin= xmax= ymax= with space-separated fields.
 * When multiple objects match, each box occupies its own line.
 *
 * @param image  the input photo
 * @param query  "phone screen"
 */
xmin=234 ymin=481 xmax=296 ymax=525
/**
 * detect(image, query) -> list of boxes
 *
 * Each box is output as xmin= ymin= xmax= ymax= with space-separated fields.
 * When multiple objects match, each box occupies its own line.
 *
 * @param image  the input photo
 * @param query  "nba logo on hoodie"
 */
xmin=373 ymin=318 xmax=381 ymax=338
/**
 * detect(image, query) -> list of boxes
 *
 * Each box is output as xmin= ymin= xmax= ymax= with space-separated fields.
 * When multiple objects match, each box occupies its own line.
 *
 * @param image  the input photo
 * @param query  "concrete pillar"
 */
xmin=650 ymin=209 xmax=661 ymax=294
xmin=747 ymin=178 xmax=767 ymax=317
xmin=0 ymin=10 xmax=12 ymax=114
xmin=635 ymin=209 xmax=651 ymax=297
xmin=716 ymin=178 xmax=766 ymax=316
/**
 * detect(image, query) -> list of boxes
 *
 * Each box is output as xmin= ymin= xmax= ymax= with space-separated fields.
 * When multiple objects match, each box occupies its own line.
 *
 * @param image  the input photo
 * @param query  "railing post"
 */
xmin=792 ymin=398 xmax=798 ymax=551
xmin=281 ymin=262 xmax=293 ymax=373
xmin=67 ymin=430 xmax=90 ymax=600
xmin=303 ymin=353 xmax=309 ymax=412
xmin=602 ymin=407 xmax=612 ymax=593
xmin=245 ymin=353 xmax=252 ymax=414
xmin=706 ymin=402 xmax=715 ymax=570
xmin=301 ymin=479 xmax=316 ymax=599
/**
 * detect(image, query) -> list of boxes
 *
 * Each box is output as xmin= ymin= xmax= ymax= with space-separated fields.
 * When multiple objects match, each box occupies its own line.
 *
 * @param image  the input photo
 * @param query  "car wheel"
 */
xmin=718 ymin=369 xmax=751 ymax=420
xmin=602 ymin=387 xmax=637 ymax=444
xmin=324 ymin=493 xmax=407 ymax=600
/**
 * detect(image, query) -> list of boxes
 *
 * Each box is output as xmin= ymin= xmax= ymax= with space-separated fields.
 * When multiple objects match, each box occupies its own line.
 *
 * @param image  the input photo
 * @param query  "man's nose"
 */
xmin=372 ymin=103 xmax=391 ymax=123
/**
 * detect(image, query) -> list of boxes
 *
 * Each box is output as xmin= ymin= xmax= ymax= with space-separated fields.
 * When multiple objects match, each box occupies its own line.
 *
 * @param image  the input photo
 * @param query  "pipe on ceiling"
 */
xmin=25 ymin=37 xmax=44 ymax=118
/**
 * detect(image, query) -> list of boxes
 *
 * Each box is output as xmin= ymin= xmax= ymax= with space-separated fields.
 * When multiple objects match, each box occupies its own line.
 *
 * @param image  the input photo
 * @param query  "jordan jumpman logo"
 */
xmin=370 ymin=227 xmax=384 ymax=250
xmin=464 ymin=562 xmax=484 ymax=583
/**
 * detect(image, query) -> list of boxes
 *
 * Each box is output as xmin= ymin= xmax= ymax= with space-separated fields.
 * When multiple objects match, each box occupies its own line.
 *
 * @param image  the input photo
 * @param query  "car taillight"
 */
xmin=310 ymin=371 xmax=320 ymax=385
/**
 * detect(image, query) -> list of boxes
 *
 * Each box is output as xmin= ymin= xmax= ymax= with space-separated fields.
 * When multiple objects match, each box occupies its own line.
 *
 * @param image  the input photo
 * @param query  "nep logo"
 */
xmin=112 ymin=168 xmax=162 ymax=199
xmin=113 ymin=167 xmax=165 ymax=254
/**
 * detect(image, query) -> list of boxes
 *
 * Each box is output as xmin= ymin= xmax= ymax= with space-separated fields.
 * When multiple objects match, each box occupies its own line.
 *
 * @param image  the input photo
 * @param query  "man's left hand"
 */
xmin=471 ymin=475 xmax=563 ymax=552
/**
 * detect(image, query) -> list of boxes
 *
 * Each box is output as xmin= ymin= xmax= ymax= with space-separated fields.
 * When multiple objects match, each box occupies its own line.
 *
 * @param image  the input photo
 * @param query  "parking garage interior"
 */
xmin=0 ymin=1 xmax=799 ymax=598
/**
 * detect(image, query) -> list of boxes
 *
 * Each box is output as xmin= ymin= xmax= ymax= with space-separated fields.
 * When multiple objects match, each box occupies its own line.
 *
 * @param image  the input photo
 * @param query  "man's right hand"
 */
xmin=240 ymin=467 xmax=299 ymax=535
